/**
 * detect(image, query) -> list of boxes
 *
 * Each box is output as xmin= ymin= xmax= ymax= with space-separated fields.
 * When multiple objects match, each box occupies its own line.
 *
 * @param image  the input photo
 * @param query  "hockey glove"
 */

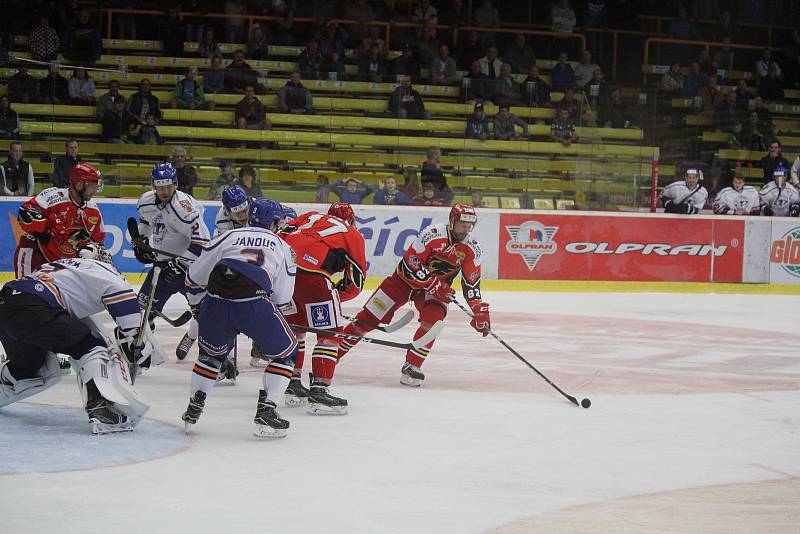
xmin=470 ymin=302 xmax=491 ymax=336
xmin=426 ymin=278 xmax=456 ymax=303
xmin=428 ymin=244 xmax=462 ymax=276
xmin=790 ymin=203 xmax=800 ymax=217
xmin=47 ymin=213 xmax=66 ymax=236
xmin=161 ymin=258 xmax=189 ymax=285
xmin=115 ymin=327 xmax=153 ymax=367
xmin=132 ymin=237 xmax=157 ymax=264
xmin=763 ymin=205 xmax=774 ymax=216
xmin=663 ymin=199 xmax=677 ymax=213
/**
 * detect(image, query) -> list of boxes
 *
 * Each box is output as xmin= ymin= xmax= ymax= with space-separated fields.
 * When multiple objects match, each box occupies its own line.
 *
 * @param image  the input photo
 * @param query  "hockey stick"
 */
xmin=127 ymin=217 xmax=195 ymax=262
xmin=131 ymin=266 xmax=161 ymax=384
xmin=150 ymin=309 xmax=193 ymax=328
xmin=342 ymin=310 xmax=414 ymax=333
xmin=289 ymin=320 xmax=444 ymax=352
xmin=453 ymin=299 xmax=589 ymax=409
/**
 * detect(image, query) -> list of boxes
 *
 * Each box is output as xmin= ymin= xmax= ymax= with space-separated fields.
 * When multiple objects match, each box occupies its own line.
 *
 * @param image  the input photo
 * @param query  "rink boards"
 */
xmin=1 ymin=198 xmax=799 ymax=287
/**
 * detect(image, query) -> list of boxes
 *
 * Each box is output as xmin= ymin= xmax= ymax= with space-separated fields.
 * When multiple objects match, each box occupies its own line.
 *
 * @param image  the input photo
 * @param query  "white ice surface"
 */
xmin=1 ymin=291 xmax=798 ymax=534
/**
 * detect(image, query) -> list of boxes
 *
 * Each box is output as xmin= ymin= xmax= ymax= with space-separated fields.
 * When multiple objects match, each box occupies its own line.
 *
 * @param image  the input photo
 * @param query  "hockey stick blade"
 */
xmin=127 ymin=217 xmax=195 ymax=262
xmin=151 ymin=309 xmax=193 ymax=328
xmin=343 ymin=309 xmax=415 ymax=334
xmin=410 ymin=319 xmax=444 ymax=350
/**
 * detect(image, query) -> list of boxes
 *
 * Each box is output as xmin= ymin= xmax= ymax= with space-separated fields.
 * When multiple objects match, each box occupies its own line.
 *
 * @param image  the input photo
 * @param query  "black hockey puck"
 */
xmin=581 ymin=398 xmax=591 ymax=409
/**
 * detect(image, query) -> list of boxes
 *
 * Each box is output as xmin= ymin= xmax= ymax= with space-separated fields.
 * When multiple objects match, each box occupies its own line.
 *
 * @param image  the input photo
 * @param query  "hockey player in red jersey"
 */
xmin=337 ymin=203 xmax=491 ymax=386
xmin=13 ymin=163 xmax=105 ymax=278
xmin=278 ymin=202 xmax=366 ymax=414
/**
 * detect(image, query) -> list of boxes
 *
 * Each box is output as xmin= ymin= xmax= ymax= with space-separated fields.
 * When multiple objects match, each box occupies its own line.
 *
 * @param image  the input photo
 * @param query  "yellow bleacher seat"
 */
xmin=193 ymin=186 xmax=210 ymax=199
xmin=533 ymin=198 xmax=555 ymax=210
xmin=120 ymin=184 xmax=147 ymax=198
xmin=500 ymin=196 xmax=521 ymax=209
xmin=556 ymin=199 xmax=575 ymax=210
xmin=482 ymin=196 xmax=500 ymax=208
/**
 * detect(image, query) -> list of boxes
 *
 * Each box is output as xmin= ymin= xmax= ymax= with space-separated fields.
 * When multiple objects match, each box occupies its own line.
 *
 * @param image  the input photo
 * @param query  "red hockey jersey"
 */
xmin=17 ymin=187 xmax=105 ymax=262
xmin=280 ymin=211 xmax=367 ymax=302
xmin=396 ymin=222 xmax=483 ymax=306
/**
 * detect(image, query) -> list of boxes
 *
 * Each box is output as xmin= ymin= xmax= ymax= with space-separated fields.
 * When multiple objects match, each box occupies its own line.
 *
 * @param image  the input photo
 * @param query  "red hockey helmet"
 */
xmin=328 ymin=202 xmax=356 ymax=226
xmin=449 ymin=203 xmax=478 ymax=226
xmin=69 ymin=163 xmax=103 ymax=189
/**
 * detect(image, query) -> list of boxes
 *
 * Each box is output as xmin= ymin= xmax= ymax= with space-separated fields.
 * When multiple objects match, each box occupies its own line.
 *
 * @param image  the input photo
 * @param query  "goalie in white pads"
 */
xmin=661 ymin=167 xmax=708 ymax=214
xmin=182 ymin=198 xmax=298 ymax=439
xmin=760 ymin=166 xmax=800 ymax=217
xmin=0 ymin=245 xmax=158 ymax=434
xmin=714 ymin=173 xmax=760 ymax=215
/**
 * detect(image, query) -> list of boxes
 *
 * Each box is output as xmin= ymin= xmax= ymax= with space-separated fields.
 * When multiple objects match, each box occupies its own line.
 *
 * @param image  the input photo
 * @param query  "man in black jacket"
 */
xmin=127 ymin=79 xmax=161 ymax=126
xmin=389 ymin=76 xmax=429 ymax=119
xmin=761 ymin=139 xmax=790 ymax=184
xmin=1 ymin=141 xmax=34 ymax=196
xmin=51 ymin=139 xmax=81 ymax=188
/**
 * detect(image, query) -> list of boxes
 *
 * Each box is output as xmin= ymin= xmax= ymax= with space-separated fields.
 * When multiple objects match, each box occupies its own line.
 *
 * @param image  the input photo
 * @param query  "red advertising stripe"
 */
xmin=498 ymin=214 xmax=744 ymax=282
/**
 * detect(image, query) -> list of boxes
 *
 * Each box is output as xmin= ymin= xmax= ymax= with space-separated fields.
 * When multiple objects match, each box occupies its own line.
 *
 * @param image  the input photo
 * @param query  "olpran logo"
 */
xmin=770 ymin=227 xmax=800 ymax=278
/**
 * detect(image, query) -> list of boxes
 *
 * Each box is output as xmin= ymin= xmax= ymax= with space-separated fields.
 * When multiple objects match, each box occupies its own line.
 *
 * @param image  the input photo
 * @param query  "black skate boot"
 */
xmin=253 ymin=390 xmax=289 ymax=439
xmin=176 ymin=333 xmax=195 ymax=361
xmin=307 ymin=376 xmax=348 ymax=416
xmin=400 ymin=362 xmax=425 ymax=387
xmin=181 ymin=390 xmax=207 ymax=432
xmin=284 ymin=375 xmax=310 ymax=407
xmin=86 ymin=396 xmax=131 ymax=435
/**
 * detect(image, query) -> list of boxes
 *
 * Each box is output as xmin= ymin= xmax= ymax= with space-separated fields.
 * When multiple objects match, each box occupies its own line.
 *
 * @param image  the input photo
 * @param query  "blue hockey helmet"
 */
xmin=248 ymin=198 xmax=284 ymax=229
xmin=773 ymin=165 xmax=788 ymax=184
xmin=282 ymin=204 xmax=298 ymax=221
xmin=222 ymin=185 xmax=250 ymax=213
xmin=151 ymin=162 xmax=177 ymax=186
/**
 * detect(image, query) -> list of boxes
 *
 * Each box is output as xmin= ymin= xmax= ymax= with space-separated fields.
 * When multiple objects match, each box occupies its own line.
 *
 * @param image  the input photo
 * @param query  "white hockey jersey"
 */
xmin=759 ymin=181 xmax=800 ymax=216
xmin=137 ymin=190 xmax=210 ymax=261
xmin=713 ymin=185 xmax=760 ymax=215
xmin=213 ymin=207 xmax=245 ymax=238
xmin=660 ymin=181 xmax=708 ymax=214
xmin=187 ymin=227 xmax=296 ymax=305
xmin=6 ymin=258 xmax=141 ymax=331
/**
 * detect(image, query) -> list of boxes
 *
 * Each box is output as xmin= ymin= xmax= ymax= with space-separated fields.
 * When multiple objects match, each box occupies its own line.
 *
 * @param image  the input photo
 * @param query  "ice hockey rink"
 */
xmin=1 ymin=288 xmax=799 ymax=534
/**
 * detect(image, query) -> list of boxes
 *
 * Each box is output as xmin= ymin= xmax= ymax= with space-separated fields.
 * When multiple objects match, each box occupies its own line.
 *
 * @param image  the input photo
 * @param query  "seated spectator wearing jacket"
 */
xmin=413 ymin=181 xmax=447 ymax=206
xmin=203 ymin=55 xmax=226 ymax=95
xmin=465 ymin=102 xmax=490 ymax=140
xmin=420 ymin=147 xmax=454 ymax=204
xmin=278 ymin=71 xmax=317 ymax=114
xmin=127 ymin=78 xmax=161 ymax=125
xmin=225 ymin=50 xmax=260 ymax=94
xmin=172 ymin=146 xmax=199 ymax=195
xmin=493 ymin=105 xmax=528 ymax=140
xmin=359 ymin=42 xmax=389 ymax=83
xmin=494 ymin=63 xmax=525 ymax=107
xmin=236 ymin=84 xmax=272 ymax=130
xmin=373 ymin=176 xmax=412 ymax=205
xmin=430 ymin=45 xmax=458 ymax=85
xmin=67 ymin=67 xmax=96 ymax=105
xmin=63 ymin=10 xmax=102 ymax=66
xmin=332 ymin=177 xmax=374 ymax=204
xmin=551 ymin=107 xmax=578 ymax=147
xmin=171 ymin=67 xmax=215 ymax=110
xmin=521 ymin=66 xmax=551 ymax=107
xmin=95 ymin=79 xmax=123 ymax=121
xmin=8 ymin=64 xmax=40 ymax=104
xmin=130 ymin=112 xmax=162 ymax=145
xmin=39 ymin=64 xmax=69 ymax=105
xmin=463 ymin=60 xmax=494 ymax=104
xmin=504 ymin=33 xmax=535 ymax=74
xmin=479 ymin=46 xmax=502 ymax=79
xmin=390 ymin=44 xmax=422 ymax=78
xmin=551 ymin=52 xmax=576 ymax=91
xmin=389 ymin=76 xmax=430 ymax=119
xmin=298 ymin=39 xmax=324 ymax=80
xmin=1 ymin=141 xmax=34 ymax=196
xmin=101 ymin=96 xmax=134 ymax=144
xmin=0 ymin=97 xmax=20 ymax=139
xmin=247 ymin=25 xmax=270 ymax=60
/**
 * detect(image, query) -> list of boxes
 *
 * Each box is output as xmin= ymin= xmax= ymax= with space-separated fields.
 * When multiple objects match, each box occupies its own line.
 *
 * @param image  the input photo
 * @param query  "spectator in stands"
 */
xmin=204 ymin=55 xmax=226 ymax=95
xmin=420 ymin=147 xmax=453 ymax=204
xmin=389 ymin=76 xmax=430 ymax=119
xmin=101 ymin=96 xmax=133 ymax=144
xmin=551 ymin=107 xmax=577 ymax=147
xmin=0 ymin=97 xmax=20 ymax=139
xmin=413 ymin=181 xmax=447 ymax=206
xmin=317 ymin=22 xmax=348 ymax=61
xmin=479 ymin=45 xmax=502 ymax=79
xmin=551 ymin=52 xmax=576 ymax=91
xmin=430 ymin=45 xmax=458 ymax=85
xmin=743 ymin=111 xmax=769 ymax=151
xmin=660 ymin=61 xmax=684 ymax=96
xmin=402 ymin=168 xmax=419 ymax=199
xmin=734 ymin=79 xmax=755 ymax=110
xmin=494 ymin=63 xmax=525 ymax=107
xmin=574 ymin=50 xmax=600 ymax=88
xmin=171 ymin=67 xmax=215 ymax=110
xmin=551 ymin=0 xmax=576 ymax=33
xmin=682 ymin=62 xmax=708 ymax=98
xmin=359 ymin=43 xmax=389 ymax=83
xmin=391 ymin=44 xmax=422 ymax=78
xmin=755 ymin=49 xmax=780 ymax=86
xmin=278 ymin=71 xmax=316 ymax=114
xmin=1 ymin=141 xmax=34 ymax=196
xmin=131 ymin=112 xmax=163 ymax=145
xmin=52 ymin=139 xmax=80 ymax=187
xmin=760 ymin=63 xmax=785 ymax=102
xmin=557 ymin=86 xmax=581 ymax=122
xmin=416 ymin=23 xmax=440 ymax=67
xmin=374 ymin=176 xmax=412 ymax=205
xmin=712 ymin=92 xmax=742 ymax=133
xmin=236 ymin=165 xmax=262 ymax=198
xmin=225 ymin=50 xmax=260 ymax=94
xmin=8 ymin=64 xmax=39 ymax=104
xmin=599 ymin=87 xmax=633 ymax=129
xmin=298 ymin=39 xmax=324 ymax=80
xmin=315 ymin=174 xmax=330 ymax=203
xmin=63 ymin=10 xmax=102 ymax=66
xmin=128 ymin=79 xmax=162 ymax=125
xmin=247 ymin=25 xmax=271 ymax=60
xmin=761 ymin=140 xmax=790 ymax=184
xmin=207 ymin=161 xmax=237 ymax=200
xmin=697 ymin=77 xmax=722 ymax=113
xmin=456 ymin=31 xmax=484 ymax=70
xmin=235 ymin=84 xmax=272 ymax=130
xmin=198 ymin=27 xmax=222 ymax=59
xmin=332 ymin=177 xmax=374 ymax=204
xmin=67 ymin=68 xmax=96 ymax=106
xmin=463 ymin=60 xmax=493 ymax=104
xmin=465 ymin=103 xmax=490 ymax=140
xmin=160 ymin=7 xmax=187 ymax=57
xmin=522 ymin=66 xmax=551 ymax=107
xmin=29 ymin=16 xmax=59 ymax=62
xmin=753 ymin=96 xmax=772 ymax=130
xmin=323 ymin=52 xmax=347 ymax=81
xmin=360 ymin=26 xmax=386 ymax=58
xmin=225 ymin=0 xmax=248 ymax=44
xmin=39 ymin=65 xmax=70 ymax=105
xmin=412 ymin=0 xmax=438 ymax=41
xmin=493 ymin=104 xmax=528 ymax=140
xmin=172 ymin=146 xmax=198 ymax=195
xmin=668 ymin=7 xmax=701 ymax=41
xmin=470 ymin=190 xmax=486 ymax=208
xmin=504 ymin=33 xmax=535 ymax=75
xmin=95 ymin=80 xmax=122 ymax=121
xmin=697 ymin=49 xmax=717 ymax=79
xmin=586 ymin=69 xmax=608 ymax=109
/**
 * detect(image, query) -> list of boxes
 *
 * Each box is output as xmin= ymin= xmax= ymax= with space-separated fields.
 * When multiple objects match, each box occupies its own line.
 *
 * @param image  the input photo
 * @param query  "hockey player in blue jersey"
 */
xmin=213 ymin=185 xmax=251 ymax=237
xmin=182 ymin=198 xmax=299 ymax=438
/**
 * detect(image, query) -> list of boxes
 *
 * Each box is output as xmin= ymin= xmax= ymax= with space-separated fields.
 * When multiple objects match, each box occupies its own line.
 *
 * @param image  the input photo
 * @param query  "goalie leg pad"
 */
xmin=0 ymin=353 xmax=63 ymax=409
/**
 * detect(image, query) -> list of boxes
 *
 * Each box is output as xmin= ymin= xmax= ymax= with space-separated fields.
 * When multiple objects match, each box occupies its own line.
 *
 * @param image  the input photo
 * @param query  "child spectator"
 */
xmin=101 ymin=96 xmax=133 ymax=143
xmin=131 ymin=112 xmax=163 ymax=145
xmin=465 ymin=102 xmax=490 ymax=140
xmin=551 ymin=107 xmax=577 ymax=147
xmin=235 ymin=85 xmax=272 ymax=130
xmin=332 ymin=177 xmax=374 ymax=204
xmin=413 ymin=182 xmax=446 ymax=206
xmin=374 ymin=176 xmax=412 ymax=205
xmin=171 ymin=67 xmax=215 ymax=110
xmin=493 ymin=105 xmax=528 ymax=140
xmin=204 ymin=56 xmax=226 ymax=95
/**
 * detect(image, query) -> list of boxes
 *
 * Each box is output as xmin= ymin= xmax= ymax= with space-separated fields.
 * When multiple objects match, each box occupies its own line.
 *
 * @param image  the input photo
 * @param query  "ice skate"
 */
xmin=86 ymin=397 xmax=133 ymax=435
xmin=181 ymin=390 xmax=207 ymax=432
xmin=253 ymin=390 xmax=289 ymax=439
xmin=284 ymin=376 xmax=310 ymax=407
xmin=176 ymin=333 xmax=195 ymax=361
xmin=400 ymin=362 xmax=425 ymax=387
xmin=307 ymin=378 xmax=348 ymax=415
